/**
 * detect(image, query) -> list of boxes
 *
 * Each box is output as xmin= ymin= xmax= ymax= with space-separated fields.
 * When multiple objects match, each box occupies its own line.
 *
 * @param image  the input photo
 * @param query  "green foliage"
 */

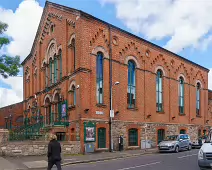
xmin=0 ymin=21 xmax=21 ymax=78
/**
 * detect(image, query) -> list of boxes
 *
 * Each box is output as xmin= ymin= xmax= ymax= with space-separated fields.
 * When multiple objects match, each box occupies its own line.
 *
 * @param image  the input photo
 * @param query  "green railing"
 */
xmin=9 ymin=113 xmax=69 ymax=141
xmin=9 ymin=119 xmax=44 ymax=141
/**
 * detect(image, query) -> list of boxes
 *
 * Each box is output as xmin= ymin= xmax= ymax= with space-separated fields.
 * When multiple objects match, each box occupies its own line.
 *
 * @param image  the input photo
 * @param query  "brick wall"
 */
xmin=21 ymin=2 xmax=211 ymax=151
xmin=0 ymin=102 xmax=23 ymax=129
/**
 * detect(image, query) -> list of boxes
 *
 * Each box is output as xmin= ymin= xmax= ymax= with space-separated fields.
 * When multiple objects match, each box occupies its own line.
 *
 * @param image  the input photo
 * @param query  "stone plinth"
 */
xmin=0 ymin=129 xmax=9 ymax=145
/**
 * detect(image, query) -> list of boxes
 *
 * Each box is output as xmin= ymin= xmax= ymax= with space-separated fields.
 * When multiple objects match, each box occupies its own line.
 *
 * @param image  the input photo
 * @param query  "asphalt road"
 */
xmin=53 ymin=149 xmax=200 ymax=170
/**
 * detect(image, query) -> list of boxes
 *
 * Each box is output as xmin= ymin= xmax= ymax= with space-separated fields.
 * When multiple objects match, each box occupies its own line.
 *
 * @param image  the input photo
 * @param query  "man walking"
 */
xmin=47 ymin=134 xmax=62 ymax=170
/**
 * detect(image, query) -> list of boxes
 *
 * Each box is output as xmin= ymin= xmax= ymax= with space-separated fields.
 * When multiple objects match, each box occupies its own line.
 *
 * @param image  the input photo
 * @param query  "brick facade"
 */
xmin=20 ymin=2 xmax=211 ymax=152
xmin=0 ymin=102 xmax=23 ymax=129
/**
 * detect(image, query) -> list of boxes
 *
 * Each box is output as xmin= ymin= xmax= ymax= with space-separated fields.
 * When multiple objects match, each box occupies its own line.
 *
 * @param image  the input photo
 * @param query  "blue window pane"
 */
xmin=128 ymin=60 xmax=136 ymax=107
xmin=96 ymin=52 xmax=104 ymax=104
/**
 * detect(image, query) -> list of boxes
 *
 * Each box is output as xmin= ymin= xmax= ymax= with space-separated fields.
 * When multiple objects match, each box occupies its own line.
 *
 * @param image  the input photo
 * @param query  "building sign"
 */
xmin=96 ymin=111 xmax=104 ymax=115
xmin=84 ymin=121 xmax=96 ymax=142
xmin=61 ymin=100 xmax=68 ymax=118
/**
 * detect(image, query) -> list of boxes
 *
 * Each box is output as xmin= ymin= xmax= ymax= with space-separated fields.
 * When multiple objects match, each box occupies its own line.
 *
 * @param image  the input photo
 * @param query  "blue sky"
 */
xmin=1 ymin=0 xmax=211 ymax=69
xmin=0 ymin=0 xmax=212 ymax=107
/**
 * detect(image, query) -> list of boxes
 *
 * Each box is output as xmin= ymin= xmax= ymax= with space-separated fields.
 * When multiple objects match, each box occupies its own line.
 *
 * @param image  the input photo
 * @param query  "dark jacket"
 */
xmin=47 ymin=139 xmax=61 ymax=162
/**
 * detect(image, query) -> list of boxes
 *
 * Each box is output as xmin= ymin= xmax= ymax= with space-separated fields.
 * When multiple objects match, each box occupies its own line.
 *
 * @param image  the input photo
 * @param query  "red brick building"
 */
xmin=20 ymin=2 xmax=211 ymax=152
xmin=0 ymin=102 xmax=23 ymax=130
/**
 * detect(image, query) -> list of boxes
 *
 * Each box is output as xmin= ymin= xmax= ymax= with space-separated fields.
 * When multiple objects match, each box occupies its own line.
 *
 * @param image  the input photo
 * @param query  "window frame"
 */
xmin=128 ymin=128 xmax=138 ymax=146
xmin=196 ymin=82 xmax=201 ymax=116
xmin=127 ymin=60 xmax=136 ymax=108
xmin=156 ymin=70 xmax=163 ymax=112
xmin=96 ymin=52 xmax=104 ymax=104
xmin=179 ymin=77 xmax=185 ymax=114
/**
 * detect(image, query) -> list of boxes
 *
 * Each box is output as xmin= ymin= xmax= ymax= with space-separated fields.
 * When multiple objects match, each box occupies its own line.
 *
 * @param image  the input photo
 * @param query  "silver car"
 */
xmin=158 ymin=134 xmax=192 ymax=153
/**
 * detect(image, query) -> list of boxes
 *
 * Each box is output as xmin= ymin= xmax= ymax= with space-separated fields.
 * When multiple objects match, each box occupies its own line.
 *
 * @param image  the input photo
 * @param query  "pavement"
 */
xmin=0 ymin=148 xmax=158 ymax=170
xmin=51 ymin=149 xmax=200 ymax=170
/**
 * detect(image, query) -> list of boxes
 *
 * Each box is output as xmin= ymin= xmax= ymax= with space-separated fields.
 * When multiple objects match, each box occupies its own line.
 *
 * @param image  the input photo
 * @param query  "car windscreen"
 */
xmin=164 ymin=135 xmax=178 ymax=141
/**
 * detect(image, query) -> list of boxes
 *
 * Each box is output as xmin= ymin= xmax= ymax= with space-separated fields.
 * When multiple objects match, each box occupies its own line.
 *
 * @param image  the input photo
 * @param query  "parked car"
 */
xmin=198 ymin=130 xmax=212 ymax=169
xmin=158 ymin=134 xmax=192 ymax=153
xmin=192 ymin=135 xmax=207 ymax=149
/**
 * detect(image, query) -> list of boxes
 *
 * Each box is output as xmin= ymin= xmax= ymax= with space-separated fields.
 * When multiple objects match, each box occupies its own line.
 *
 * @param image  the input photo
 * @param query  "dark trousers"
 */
xmin=47 ymin=161 xmax=61 ymax=170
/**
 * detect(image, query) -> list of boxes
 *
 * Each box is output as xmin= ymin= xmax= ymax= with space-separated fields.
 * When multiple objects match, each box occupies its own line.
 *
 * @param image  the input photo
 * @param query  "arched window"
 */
xmin=196 ymin=82 xmax=201 ymax=116
xmin=45 ymin=65 xmax=48 ymax=87
xmin=71 ymin=85 xmax=76 ymax=106
xmin=49 ymin=59 xmax=53 ymax=85
xmin=54 ymin=55 xmax=57 ymax=83
xmin=156 ymin=70 xmax=163 ymax=112
xmin=45 ymin=98 xmax=51 ymax=125
xmin=127 ymin=60 xmax=136 ymax=108
xmin=128 ymin=128 xmax=138 ymax=146
xmin=180 ymin=129 xmax=186 ymax=134
xmin=179 ymin=77 xmax=184 ymax=114
xmin=71 ymin=39 xmax=76 ymax=70
xmin=58 ymin=50 xmax=62 ymax=80
xmin=157 ymin=129 xmax=165 ymax=144
xmin=96 ymin=52 xmax=104 ymax=104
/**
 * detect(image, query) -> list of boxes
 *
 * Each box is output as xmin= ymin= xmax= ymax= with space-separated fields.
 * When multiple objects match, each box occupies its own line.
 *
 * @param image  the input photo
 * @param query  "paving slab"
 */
xmin=23 ymin=160 xmax=48 ymax=169
xmin=0 ymin=157 xmax=16 ymax=170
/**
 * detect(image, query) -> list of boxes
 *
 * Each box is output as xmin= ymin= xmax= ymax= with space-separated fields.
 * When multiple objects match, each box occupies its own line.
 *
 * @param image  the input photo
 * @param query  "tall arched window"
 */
xmin=49 ymin=59 xmax=53 ymax=85
xmin=71 ymin=39 xmax=76 ymax=71
xmin=179 ymin=77 xmax=184 ymax=114
xmin=58 ymin=50 xmax=62 ymax=80
xmin=45 ymin=65 xmax=48 ymax=87
xmin=71 ymin=85 xmax=76 ymax=106
xmin=156 ymin=70 xmax=163 ymax=112
xmin=96 ymin=52 xmax=103 ymax=104
xmin=128 ymin=60 xmax=136 ymax=108
xmin=196 ymin=82 xmax=201 ymax=116
xmin=54 ymin=55 xmax=57 ymax=83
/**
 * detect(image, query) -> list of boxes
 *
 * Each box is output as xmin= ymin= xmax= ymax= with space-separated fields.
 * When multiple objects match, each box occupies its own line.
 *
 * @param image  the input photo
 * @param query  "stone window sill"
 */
xmin=157 ymin=111 xmax=164 ymax=114
xmin=96 ymin=103 xmax=107 ymax=108
xmin=196 ymin=115 xmax=202 ymax=118
xmin=127 ymin=107 xmax=138 ymax=111
xmin=179 ymin=113 xmax=186 ymax=116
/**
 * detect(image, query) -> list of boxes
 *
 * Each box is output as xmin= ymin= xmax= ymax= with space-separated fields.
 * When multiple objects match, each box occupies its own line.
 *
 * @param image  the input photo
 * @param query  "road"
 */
xmin=52 ymin=149 xmax=200 ymax=170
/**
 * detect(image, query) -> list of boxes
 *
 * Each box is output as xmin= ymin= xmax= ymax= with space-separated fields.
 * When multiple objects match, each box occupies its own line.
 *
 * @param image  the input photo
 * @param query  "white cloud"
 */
xmin=0 ymin=0 xmax=42 ymax=107
xmin=0 ymin=76 xmax=23 ymax=107
xmin=209 ymin=69 xmax=212 ymax=90
xmin=0 ymin=0 xmax=43 ymax=60
xmin=101 ymin=0 xmax=212 ymax=53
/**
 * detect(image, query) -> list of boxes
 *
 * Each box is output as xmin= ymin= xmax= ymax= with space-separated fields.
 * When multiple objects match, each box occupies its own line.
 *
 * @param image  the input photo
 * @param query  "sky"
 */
xmin=0 ymin=0 xmax=212 ymax=107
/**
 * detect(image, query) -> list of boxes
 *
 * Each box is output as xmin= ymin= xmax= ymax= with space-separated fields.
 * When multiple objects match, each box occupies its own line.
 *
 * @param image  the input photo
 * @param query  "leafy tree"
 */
xmin=0 ymin=21 xmax=21 ymax=78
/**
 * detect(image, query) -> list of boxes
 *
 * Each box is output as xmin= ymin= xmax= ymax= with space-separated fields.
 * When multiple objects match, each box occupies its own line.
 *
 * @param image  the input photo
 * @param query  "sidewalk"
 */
xmin=4 ymin=148 xmax=158 ymax=170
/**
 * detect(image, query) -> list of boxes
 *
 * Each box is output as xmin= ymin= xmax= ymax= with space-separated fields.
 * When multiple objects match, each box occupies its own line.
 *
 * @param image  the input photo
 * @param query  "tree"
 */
xmin=0 ymin=21 xmax=21 ymax=78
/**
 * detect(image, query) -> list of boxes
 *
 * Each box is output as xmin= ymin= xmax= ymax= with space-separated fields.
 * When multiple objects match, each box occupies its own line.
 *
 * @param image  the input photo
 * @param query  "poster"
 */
xmin=61 ymin=103 xmax=66 ymax=118
xmin=86 ymin=127 xmax=95 ymax=141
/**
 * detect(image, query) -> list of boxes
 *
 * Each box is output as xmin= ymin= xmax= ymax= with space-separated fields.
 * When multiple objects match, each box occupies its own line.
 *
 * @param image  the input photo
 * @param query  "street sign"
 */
xmin=110 ymin=110 xmax=114 ymax=118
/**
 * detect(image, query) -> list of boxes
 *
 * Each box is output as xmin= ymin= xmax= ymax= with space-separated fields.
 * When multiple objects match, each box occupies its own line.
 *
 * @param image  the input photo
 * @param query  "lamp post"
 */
xmin=110 ymin=81 xmax=120 ymax=152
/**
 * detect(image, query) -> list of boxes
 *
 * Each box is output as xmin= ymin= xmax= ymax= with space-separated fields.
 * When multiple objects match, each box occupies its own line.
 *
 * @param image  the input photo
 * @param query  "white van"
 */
xmin=198 ymin=129 xmax=212 ymax=169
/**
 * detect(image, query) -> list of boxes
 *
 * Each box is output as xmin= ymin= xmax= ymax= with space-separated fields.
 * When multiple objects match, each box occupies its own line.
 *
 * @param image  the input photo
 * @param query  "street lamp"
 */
xmin=110 ymin=81 xmax=120 ymax=152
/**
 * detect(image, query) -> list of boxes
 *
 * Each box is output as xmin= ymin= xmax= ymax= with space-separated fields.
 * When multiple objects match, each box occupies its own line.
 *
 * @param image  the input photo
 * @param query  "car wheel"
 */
xmin=188 ymin=144 xmax=192 ymax=151
xmin=175 ymin=146 xmax=179 ymax=153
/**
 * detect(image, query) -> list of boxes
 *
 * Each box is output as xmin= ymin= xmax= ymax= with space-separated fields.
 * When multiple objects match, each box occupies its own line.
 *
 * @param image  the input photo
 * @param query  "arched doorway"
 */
xmin=157 ymin=129 xmax=165 ymax=144
xmin=45 ymin=97 xmax=51 ymax=125
xmin=54 ymin=93 xmax=61 ymax=122
xmin=180 ymin=129 xmax=186 ymax=134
